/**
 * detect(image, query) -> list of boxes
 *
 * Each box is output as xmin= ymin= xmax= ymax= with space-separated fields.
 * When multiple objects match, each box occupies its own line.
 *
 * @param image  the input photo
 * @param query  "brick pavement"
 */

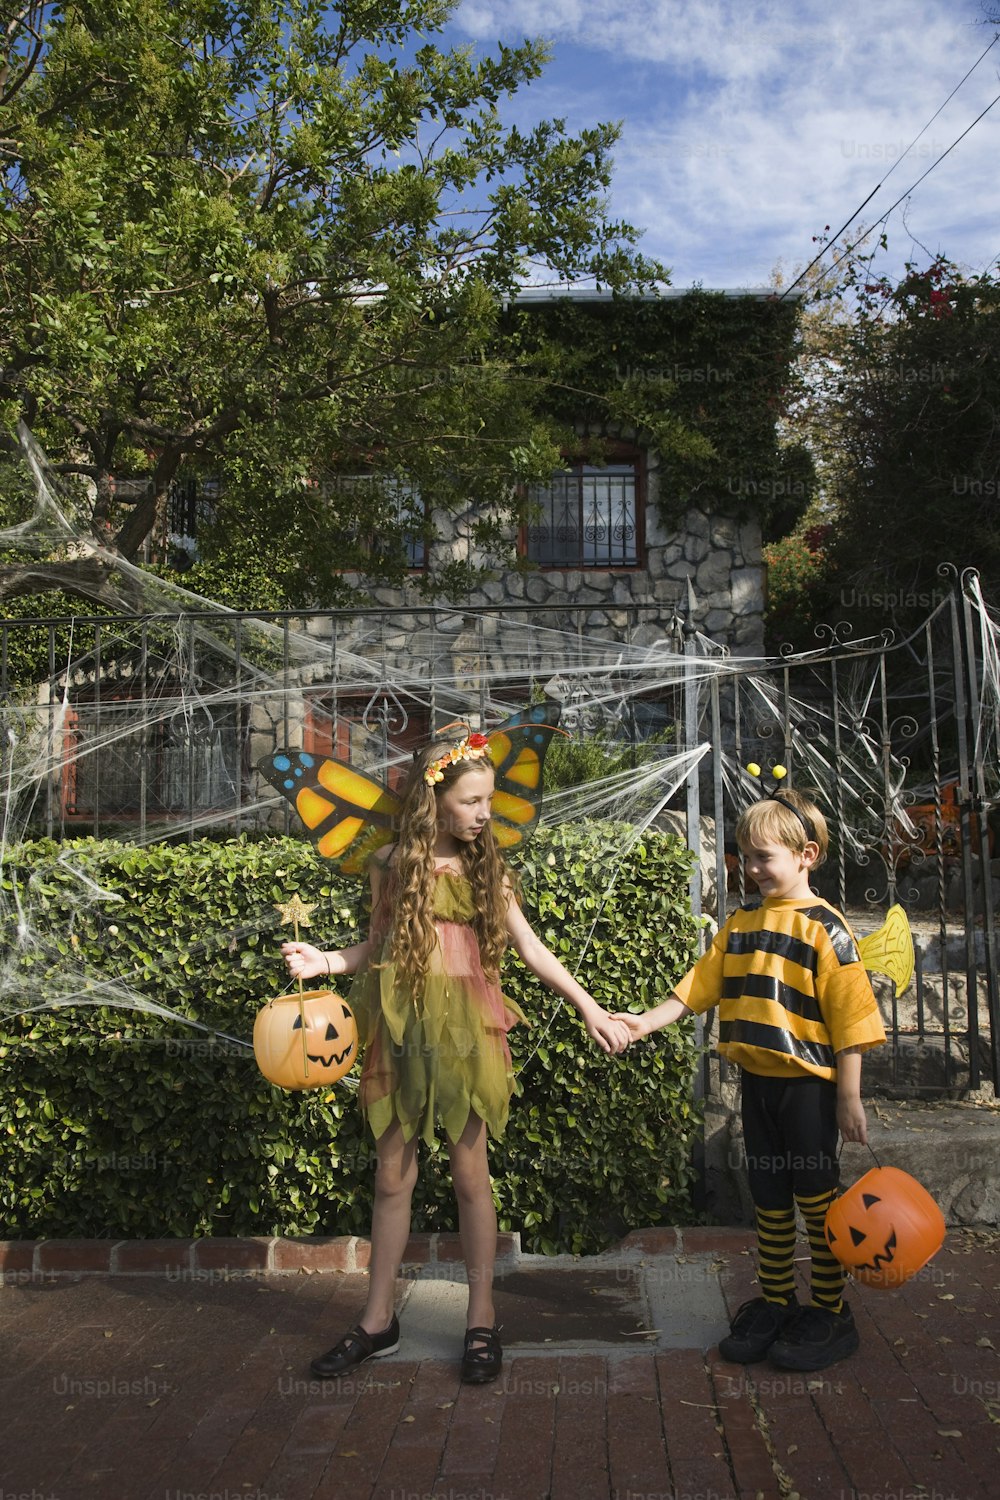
xmin=1 ymin=1226 xmax=998 ymax=1500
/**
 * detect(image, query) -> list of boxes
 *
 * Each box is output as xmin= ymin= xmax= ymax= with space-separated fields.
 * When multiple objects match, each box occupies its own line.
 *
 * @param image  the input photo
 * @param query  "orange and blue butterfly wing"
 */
xmin=487 ymin=703 xmax=566 ymax=848
xmin=257 ymin=750 xmax=400 ymax=872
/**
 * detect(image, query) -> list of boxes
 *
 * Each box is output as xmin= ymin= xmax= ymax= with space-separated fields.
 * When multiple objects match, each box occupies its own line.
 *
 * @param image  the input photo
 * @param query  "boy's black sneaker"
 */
xmin=769 ymin=1302 xmax=859 ymax=1371
xmin=718 ymin=1296 xmax=799 ymax=1363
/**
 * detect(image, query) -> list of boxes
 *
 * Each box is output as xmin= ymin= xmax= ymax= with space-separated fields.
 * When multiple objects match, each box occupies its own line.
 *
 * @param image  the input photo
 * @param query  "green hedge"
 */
xmin=0 ymin=824 xmax=702 ymax=1253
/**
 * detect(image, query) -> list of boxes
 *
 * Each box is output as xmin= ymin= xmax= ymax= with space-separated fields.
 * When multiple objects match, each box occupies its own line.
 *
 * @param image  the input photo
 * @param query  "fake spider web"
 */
xmin=0 ymin=426 xmax=996 ymax=1071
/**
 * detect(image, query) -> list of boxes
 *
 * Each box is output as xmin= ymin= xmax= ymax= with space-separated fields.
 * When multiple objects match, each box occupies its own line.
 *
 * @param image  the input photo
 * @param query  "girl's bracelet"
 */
xmin=324 ymin=952 xmax=333 ymax=976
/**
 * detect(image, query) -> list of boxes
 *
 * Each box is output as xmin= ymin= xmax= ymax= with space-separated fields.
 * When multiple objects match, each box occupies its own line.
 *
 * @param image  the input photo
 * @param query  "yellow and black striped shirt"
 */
xmin=674 ymin=897 xmax=886 ymax=1080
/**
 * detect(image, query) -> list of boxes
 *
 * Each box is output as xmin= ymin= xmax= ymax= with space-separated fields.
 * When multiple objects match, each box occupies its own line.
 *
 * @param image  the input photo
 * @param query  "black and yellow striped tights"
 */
xmin=755 ymin=1190 xmax=843 ymax=1311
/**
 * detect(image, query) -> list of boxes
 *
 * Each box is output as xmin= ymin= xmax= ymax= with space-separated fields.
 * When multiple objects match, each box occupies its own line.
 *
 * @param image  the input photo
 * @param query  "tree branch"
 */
xmin=0 ymin=555 xmax=147 ymax=613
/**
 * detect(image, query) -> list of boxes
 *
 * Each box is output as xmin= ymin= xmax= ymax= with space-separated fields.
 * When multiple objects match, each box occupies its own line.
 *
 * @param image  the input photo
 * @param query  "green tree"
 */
xmin=826 ymin=256 xmax=1000 ymax=620
xmin=768 ymin=243 xmax=1000 ymax=641
xmin=0 ymin=0 xmax=661 ymax=609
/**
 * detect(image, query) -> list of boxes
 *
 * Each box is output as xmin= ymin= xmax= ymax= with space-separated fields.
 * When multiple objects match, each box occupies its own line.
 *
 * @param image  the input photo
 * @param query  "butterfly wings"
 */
xmin=486 ymin=704 xmax=566 ymax=850
xmin=258 ymin=703 xmax=565 ymax=871
xmin=257 ymin=751 xmax=400 ymax=875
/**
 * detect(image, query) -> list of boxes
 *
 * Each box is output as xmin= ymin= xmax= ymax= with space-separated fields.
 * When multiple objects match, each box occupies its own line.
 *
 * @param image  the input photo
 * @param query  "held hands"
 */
xmin=607 ymin=996 xmax=689 ymax=1040
xmin=584 ymin=1006 xmax=633 ymax=1055
xmin=282 ymin=941 xmax=329 ymax=983
xmin=612 ymin=1012 xmax=649 ymax=1042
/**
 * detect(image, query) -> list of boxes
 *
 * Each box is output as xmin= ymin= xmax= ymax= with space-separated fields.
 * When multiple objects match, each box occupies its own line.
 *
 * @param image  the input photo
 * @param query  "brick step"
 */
xmin=0 ymin=1226 xmax=695 ymax=1280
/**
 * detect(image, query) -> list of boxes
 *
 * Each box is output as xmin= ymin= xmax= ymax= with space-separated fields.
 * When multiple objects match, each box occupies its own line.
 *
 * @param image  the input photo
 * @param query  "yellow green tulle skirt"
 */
xmin=349 ymin=877 xmax=526 ymax=1145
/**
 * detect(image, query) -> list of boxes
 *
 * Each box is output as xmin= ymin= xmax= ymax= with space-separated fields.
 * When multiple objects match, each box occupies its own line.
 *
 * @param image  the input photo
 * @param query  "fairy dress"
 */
xmin=349 ymin=869 xmax=527 ymax=1146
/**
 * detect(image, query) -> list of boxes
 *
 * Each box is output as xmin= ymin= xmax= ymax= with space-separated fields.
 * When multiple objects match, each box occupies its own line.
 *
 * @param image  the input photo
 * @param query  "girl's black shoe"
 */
xmin=461 ymin=1325 xmax=502 ymax=1384
xmin=310 ymin=1313 xmax=400 ymax=1378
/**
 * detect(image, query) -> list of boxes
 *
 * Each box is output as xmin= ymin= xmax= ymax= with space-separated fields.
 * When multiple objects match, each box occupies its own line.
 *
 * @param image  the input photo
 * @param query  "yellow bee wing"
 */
xmin=858 ymin=904 xmax=915 ymax=997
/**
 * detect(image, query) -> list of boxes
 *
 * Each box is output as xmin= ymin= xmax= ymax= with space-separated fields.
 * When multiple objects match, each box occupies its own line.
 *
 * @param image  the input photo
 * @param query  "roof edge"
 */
xmin=510 ymin=285 xmax=804 ymax=303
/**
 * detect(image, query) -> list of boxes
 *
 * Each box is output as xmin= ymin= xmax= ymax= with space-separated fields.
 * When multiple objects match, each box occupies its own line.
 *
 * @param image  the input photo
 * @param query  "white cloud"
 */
xmin=459 ymin=0 xmax=809 ymax=76
xmin=450 ymin=0 xmax=1000 ymax=285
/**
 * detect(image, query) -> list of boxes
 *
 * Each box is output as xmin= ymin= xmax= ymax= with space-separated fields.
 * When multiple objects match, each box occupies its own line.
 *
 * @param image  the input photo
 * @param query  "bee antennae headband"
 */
xmin=745 ymin=763 xmax=817 ymax=843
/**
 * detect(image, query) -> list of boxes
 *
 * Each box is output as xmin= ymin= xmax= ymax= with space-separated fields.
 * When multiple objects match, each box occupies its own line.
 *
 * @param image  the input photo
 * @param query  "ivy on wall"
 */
xmin=507 ymin=292 xmax=813 ymax=535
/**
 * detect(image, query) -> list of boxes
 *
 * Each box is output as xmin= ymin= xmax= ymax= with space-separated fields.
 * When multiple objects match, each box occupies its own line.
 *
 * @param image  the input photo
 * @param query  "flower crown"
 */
xmin=424 ymin=732 xmax=491 ymax=786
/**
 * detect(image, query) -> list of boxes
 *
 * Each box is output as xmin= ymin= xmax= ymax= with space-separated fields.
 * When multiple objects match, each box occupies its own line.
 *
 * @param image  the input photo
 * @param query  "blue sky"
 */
xmin=447 ymin=0 xmax=1000 ymax=290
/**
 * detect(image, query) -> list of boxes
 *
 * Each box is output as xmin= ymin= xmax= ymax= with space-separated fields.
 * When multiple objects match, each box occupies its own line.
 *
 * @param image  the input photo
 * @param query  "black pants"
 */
xmin=740 ymin=1071 xmax=840 ymax=1210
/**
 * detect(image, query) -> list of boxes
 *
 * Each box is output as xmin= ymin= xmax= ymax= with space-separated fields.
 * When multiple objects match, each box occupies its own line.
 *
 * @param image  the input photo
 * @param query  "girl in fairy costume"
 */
xmin=283 ymin=732 xmax=630 ymax=1384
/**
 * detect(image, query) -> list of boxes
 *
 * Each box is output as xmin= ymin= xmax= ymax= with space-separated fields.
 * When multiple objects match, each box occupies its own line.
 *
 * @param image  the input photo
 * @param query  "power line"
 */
xmin=780 ymin=30 xmax=1000 ymax=300
xmin=819 ymin=84 xmax=1000 ymax=293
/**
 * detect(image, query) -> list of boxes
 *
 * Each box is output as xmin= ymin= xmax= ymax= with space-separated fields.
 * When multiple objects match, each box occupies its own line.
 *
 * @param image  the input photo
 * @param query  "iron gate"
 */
xmin=681 ymin=568 xmax=1000 ymax=1094
xmin=1 ymin=575 xmax=996 ymax=1091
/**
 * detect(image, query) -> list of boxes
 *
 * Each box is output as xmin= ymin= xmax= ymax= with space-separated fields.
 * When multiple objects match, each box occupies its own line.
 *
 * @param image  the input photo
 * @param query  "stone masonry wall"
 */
xmin=351 ymin=447 xmax=764 ymax=658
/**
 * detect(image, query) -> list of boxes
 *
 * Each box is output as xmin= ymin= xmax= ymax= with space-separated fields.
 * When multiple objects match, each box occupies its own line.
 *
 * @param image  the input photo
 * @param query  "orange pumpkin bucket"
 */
xmin=253 ymin=989 xmax=359 ymax=1091
xmin=825 ymin=1164 xmax=946 ymax=1289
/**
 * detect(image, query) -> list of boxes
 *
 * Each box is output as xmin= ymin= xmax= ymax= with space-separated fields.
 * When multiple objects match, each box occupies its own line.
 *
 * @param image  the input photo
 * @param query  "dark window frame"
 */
xmin=323 ymin=474 xmax=429 ymax=572
xmin=519 ymin=445 xmax=646 ymax=570
xmin=60 ymin=691 xmax=245 ymax=822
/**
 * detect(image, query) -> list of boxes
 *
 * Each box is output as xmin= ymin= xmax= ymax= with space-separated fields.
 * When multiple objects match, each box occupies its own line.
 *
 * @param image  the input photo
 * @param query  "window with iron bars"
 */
xmin=164 ymin=472 xmax=426 ymax=569
xmin=523 ymin=458 xmax=642 ymax=568
xmin=324 ymin=475 xmax=427 ymax=569
xmin=61 ymin=696 xmax=243 ymax=820
xmin=168 ymin=475 xmax=221 ymax=544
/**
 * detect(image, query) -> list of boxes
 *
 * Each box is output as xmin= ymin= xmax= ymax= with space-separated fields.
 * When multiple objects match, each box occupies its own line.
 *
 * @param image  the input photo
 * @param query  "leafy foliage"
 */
xmin=0 ymin=824 xmax=702 ymax=1251
xmin=763 ymin=526 xmax=833 ymax=651
xmin=507 ymin=291 xmax=808 ymax=535
xmin=773 ymin=247 xmax=1000 ymax=641
xmin=0 ymin=0 xmax=662 ymax=609
xmin=542 ymin=729 xmax=676 ymax=795
xmin=825 ymin=257 xmax=1000 ymax=620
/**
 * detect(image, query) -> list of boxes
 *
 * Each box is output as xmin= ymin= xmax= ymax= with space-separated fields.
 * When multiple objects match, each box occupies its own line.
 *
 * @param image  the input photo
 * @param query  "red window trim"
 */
xmin=304 ymin=691 xmax=431 ymax=791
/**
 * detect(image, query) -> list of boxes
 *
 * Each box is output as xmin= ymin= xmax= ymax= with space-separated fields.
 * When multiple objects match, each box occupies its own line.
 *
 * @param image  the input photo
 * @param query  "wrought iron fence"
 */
xmin=681 ymin=568 xmax=999 ymax=1094
xmin=1 ymin=575 xmax=997 ymax=1093
xmin=0 ymin=601 xmax=683 ymax=843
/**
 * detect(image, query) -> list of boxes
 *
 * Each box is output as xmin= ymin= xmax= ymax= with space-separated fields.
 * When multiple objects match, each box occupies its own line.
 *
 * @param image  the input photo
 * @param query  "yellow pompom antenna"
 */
xmin=743 ymin=762 xmax=791 ymax=786
xmin=744 ymin=762 xmax=816 ymax=842
xmin=745 ymin=762 xmax=786 ymax=782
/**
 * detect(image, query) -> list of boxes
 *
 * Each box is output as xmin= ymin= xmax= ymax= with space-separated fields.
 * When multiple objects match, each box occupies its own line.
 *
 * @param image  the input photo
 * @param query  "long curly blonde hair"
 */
xmin=382 ymin=740 xmax=514 ymax=988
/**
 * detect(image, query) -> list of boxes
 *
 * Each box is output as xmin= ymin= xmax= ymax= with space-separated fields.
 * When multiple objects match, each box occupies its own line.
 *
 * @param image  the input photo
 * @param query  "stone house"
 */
xmin=329 ymin=286 xmax=804 ymax=663
xmin=275 ymin=284 xmax=805 ymax=773
xmin=36 ymin=285 xmax=803 ymax=827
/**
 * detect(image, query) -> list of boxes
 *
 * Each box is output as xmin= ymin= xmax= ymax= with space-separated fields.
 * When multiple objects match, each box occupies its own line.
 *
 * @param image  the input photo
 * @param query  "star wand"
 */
xmin=275 ymin=894 xmax=319 ymax=1079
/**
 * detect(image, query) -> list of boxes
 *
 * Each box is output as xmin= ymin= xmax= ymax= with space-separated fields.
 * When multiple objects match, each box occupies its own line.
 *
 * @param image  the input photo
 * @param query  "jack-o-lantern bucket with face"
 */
xmin=253 ymin=989 xmax=359 ymax=1091
xmin=824 ymin=1166 xmax=946 ymax=1289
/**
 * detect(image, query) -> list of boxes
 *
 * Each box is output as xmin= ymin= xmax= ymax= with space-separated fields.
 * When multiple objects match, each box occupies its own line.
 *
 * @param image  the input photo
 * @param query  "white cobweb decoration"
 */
xmin=1 ymin=425 xmax=993 ymax=1056
xmin=0 ymin=428 xmax=722 ymax=1056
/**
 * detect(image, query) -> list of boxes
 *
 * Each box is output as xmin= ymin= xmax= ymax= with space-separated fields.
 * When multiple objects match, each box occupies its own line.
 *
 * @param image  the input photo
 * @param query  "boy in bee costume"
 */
xmin=621 ymin=778 xmax=886 ymax=1371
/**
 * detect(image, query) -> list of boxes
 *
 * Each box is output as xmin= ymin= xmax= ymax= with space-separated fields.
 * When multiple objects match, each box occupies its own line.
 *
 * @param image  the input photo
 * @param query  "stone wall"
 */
xmin=349 ymin=447 xmax=764 ymax=660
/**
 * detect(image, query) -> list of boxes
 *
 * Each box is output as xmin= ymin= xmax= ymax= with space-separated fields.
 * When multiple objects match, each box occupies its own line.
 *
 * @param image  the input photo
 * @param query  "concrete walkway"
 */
xmin=2 ymin=1226 xmax=998 ymax=1500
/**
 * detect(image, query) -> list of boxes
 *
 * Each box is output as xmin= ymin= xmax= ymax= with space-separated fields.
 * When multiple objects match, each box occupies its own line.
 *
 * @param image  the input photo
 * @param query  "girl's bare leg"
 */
xmin=447 ymin=1111 xmax=497 ymax=1333
xmin=360 ymin=1119 xmax=418 ymax=1333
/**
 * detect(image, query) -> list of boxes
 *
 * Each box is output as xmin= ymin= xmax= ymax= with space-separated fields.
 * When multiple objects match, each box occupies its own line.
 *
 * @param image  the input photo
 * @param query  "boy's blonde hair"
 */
xmin=735 ymin=788 xmax=829 ymax=866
